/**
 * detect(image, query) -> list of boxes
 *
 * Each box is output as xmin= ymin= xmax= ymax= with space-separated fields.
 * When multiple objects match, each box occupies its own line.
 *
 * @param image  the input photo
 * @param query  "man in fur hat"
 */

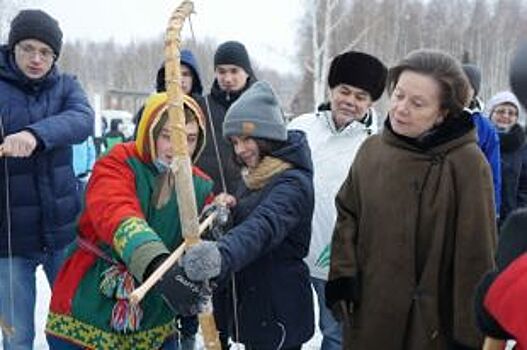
xmin=288 ymin=50 xmax=387 ymax=350
xmin=0 ymin=9 xmax=93 ymax=349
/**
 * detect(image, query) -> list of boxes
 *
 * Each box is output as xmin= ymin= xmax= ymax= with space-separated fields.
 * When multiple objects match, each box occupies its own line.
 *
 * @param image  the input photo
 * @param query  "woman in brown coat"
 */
xmin=326 ymin=49 xmax=497 ymax=350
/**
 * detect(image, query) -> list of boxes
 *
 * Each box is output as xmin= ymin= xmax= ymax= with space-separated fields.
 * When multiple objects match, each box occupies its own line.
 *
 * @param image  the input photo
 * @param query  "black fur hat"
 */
xmin=328 ymin=51 xmax=387 ymax=101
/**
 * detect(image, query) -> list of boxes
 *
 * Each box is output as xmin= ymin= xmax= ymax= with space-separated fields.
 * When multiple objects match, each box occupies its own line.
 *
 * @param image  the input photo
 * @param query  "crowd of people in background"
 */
xmin=1 ymin=7 xmax=527 ymax=350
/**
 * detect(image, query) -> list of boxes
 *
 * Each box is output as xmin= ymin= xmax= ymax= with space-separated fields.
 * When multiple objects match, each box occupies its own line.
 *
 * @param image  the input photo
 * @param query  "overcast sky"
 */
xmin=18 ymin=0 xmax=305 ymax=73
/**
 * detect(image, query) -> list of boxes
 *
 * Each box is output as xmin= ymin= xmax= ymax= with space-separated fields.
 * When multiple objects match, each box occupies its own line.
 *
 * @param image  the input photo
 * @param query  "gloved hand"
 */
xmin=0 ymin=130 xmax=38 ymax=157
xmin=149 ymin=259 xmax=208 ymax=316
xmin=181 ymin=241 xmax=222 ymax=282
xmin=330 ymin=299 xmax=353 ymax=323
xmin=325 ymin=276 xmax=360 ymax=323
xmin=200 ymin=203 xmax=232 ymax=241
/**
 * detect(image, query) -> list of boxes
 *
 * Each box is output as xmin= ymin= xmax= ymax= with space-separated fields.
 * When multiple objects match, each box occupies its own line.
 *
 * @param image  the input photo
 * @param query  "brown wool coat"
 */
xmin=329 ymin=126 xmax=497 ymax=350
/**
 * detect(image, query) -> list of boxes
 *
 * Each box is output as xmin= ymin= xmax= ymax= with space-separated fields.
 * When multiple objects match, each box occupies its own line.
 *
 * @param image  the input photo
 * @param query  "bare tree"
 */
xmin=306 ymin=0 xmax=351 ymax=107
xmin=291 ymin=0 xmax=527 ymax=116
xmin=0 ymin=0 xmax=20 ymax=42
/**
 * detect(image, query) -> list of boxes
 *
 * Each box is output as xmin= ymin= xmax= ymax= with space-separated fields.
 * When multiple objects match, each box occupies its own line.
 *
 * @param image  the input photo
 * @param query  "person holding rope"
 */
xmin=0 ymin=9 xmax=93 ymax=349
xmin=45 ymin=93 xmax=214 ymax=349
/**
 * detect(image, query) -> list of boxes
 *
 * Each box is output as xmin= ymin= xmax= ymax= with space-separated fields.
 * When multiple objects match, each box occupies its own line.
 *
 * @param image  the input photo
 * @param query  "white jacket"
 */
xmin=288 ymin=109 xmax=375 ymax=280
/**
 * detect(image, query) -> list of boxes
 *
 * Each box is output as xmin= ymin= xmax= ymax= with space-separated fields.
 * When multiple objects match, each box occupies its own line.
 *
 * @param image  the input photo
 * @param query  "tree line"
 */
xmin=2 ymin=0 xmax=527 ymax=117
xmin=292 ymin=0 xmax=527 ymax=115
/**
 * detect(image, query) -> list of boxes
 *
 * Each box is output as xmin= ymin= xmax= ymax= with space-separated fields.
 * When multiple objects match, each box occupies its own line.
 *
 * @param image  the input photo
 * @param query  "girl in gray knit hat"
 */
xmin=180 ymin=81 xmax=316 ymax=349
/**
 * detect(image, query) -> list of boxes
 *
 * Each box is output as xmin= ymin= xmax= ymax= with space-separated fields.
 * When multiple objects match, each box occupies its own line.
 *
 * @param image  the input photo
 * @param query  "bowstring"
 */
xmin=0 ymin=116 xmax=15 ymax=337
xmin=187 ymin=14 xmax=241 ymax=349
xmin=188 ymin=16 xmax=228 ymax=194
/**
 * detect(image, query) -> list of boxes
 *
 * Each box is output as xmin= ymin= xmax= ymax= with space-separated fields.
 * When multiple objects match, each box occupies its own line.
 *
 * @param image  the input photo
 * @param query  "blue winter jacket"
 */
xmin=473 ymin=112 xmax=502 ymax=216
xmin=0 ymin=45 xmax=94 ymax=256
xmin=73 ymin=136 xmax=96 ymax=177
xmin=217 ymin=130 xmax=315 ymax=348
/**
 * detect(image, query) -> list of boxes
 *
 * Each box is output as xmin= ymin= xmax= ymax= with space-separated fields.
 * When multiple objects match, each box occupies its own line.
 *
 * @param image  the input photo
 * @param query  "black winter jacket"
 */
xmin=215 ymin=130 xmax=315 ymax=348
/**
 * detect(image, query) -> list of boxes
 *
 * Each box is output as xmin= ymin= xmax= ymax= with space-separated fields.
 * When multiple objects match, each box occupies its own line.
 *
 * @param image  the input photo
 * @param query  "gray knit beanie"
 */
xmin=223 ymin=81 xmax=287 ymax=141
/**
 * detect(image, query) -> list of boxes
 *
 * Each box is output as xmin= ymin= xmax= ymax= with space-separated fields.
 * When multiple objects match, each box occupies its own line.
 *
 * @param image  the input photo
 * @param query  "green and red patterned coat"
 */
xmin=46 ymin=93 xmax=213 ymax=349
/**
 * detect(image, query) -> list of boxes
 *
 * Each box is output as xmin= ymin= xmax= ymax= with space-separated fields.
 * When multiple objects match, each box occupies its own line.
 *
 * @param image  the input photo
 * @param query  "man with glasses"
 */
xmin=0 ymin=9 xmax=93 ymax=349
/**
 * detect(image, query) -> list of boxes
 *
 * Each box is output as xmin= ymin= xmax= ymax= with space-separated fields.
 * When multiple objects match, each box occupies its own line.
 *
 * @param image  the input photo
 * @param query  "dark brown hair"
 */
xmin=231 ymin=137 xmax=285 ymax=167
xmin=387 ymin=49 xmax=470 ymax=119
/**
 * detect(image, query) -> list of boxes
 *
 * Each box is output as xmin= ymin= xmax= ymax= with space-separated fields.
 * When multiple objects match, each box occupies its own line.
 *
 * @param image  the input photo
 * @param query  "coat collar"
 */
xmin=210 ymin=75 xmax=256 ymax=108
xmin=383 ymin=111 xmax=477 ymax=155
xmin=318 ymin=109 xmax=374 ymax=135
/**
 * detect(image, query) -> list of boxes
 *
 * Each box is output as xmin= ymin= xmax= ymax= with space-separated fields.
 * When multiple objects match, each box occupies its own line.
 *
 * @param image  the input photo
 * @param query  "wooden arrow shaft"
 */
xmin=129 ymin=212 xmax=216 ymax=304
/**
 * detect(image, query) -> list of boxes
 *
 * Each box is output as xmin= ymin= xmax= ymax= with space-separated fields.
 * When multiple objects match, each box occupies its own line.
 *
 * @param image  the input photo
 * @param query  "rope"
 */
xmin=230 ymin=272 xmax=241 ymax=347
xmin=203 ymin=96 xmax=228 ymax=193
xmin=187 ymin=14 xmax=240 ymax=348
xmin=188 ymin=14 xmax=228 ymax=194
xmin=0 ymin=115 xmax=15 ymax=336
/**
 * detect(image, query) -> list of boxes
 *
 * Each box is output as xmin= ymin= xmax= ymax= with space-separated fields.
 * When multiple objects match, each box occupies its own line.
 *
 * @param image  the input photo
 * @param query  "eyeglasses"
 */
xmin=493 ymin=106 xmax=518 ymax=118
xmin=16 ymin=43 xmax=56 ymax=62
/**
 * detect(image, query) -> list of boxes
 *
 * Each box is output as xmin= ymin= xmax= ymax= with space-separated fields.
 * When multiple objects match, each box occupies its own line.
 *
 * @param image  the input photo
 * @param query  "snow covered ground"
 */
xmin=0 ymin=267 xmax=322 ymax=350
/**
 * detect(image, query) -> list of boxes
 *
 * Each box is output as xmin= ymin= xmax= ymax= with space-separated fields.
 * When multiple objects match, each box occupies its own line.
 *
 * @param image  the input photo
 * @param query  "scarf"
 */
xmin=242 ymin=156 xmax=292 ymax=190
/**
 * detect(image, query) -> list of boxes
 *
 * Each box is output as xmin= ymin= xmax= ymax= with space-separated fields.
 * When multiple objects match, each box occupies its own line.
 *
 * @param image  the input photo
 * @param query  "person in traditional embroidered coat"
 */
xmin=45 ymin=93 xmax=213 ymax=349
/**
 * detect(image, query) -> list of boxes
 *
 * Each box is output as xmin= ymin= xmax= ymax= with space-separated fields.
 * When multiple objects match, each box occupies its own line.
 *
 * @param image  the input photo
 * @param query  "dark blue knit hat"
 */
xmin=214 ymin=41 xmax=254 ymax=76
xmin=8 ymin=9 xmax=63 ymax=57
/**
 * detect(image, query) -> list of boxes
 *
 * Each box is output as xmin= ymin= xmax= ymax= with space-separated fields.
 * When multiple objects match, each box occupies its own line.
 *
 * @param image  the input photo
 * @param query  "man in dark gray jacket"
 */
xmin=197 ymin=40 xmax=257 ymax=195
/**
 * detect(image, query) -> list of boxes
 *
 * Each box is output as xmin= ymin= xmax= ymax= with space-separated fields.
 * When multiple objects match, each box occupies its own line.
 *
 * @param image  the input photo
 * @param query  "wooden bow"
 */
xmin=129 ymin=1 xmax=221 ymax=349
